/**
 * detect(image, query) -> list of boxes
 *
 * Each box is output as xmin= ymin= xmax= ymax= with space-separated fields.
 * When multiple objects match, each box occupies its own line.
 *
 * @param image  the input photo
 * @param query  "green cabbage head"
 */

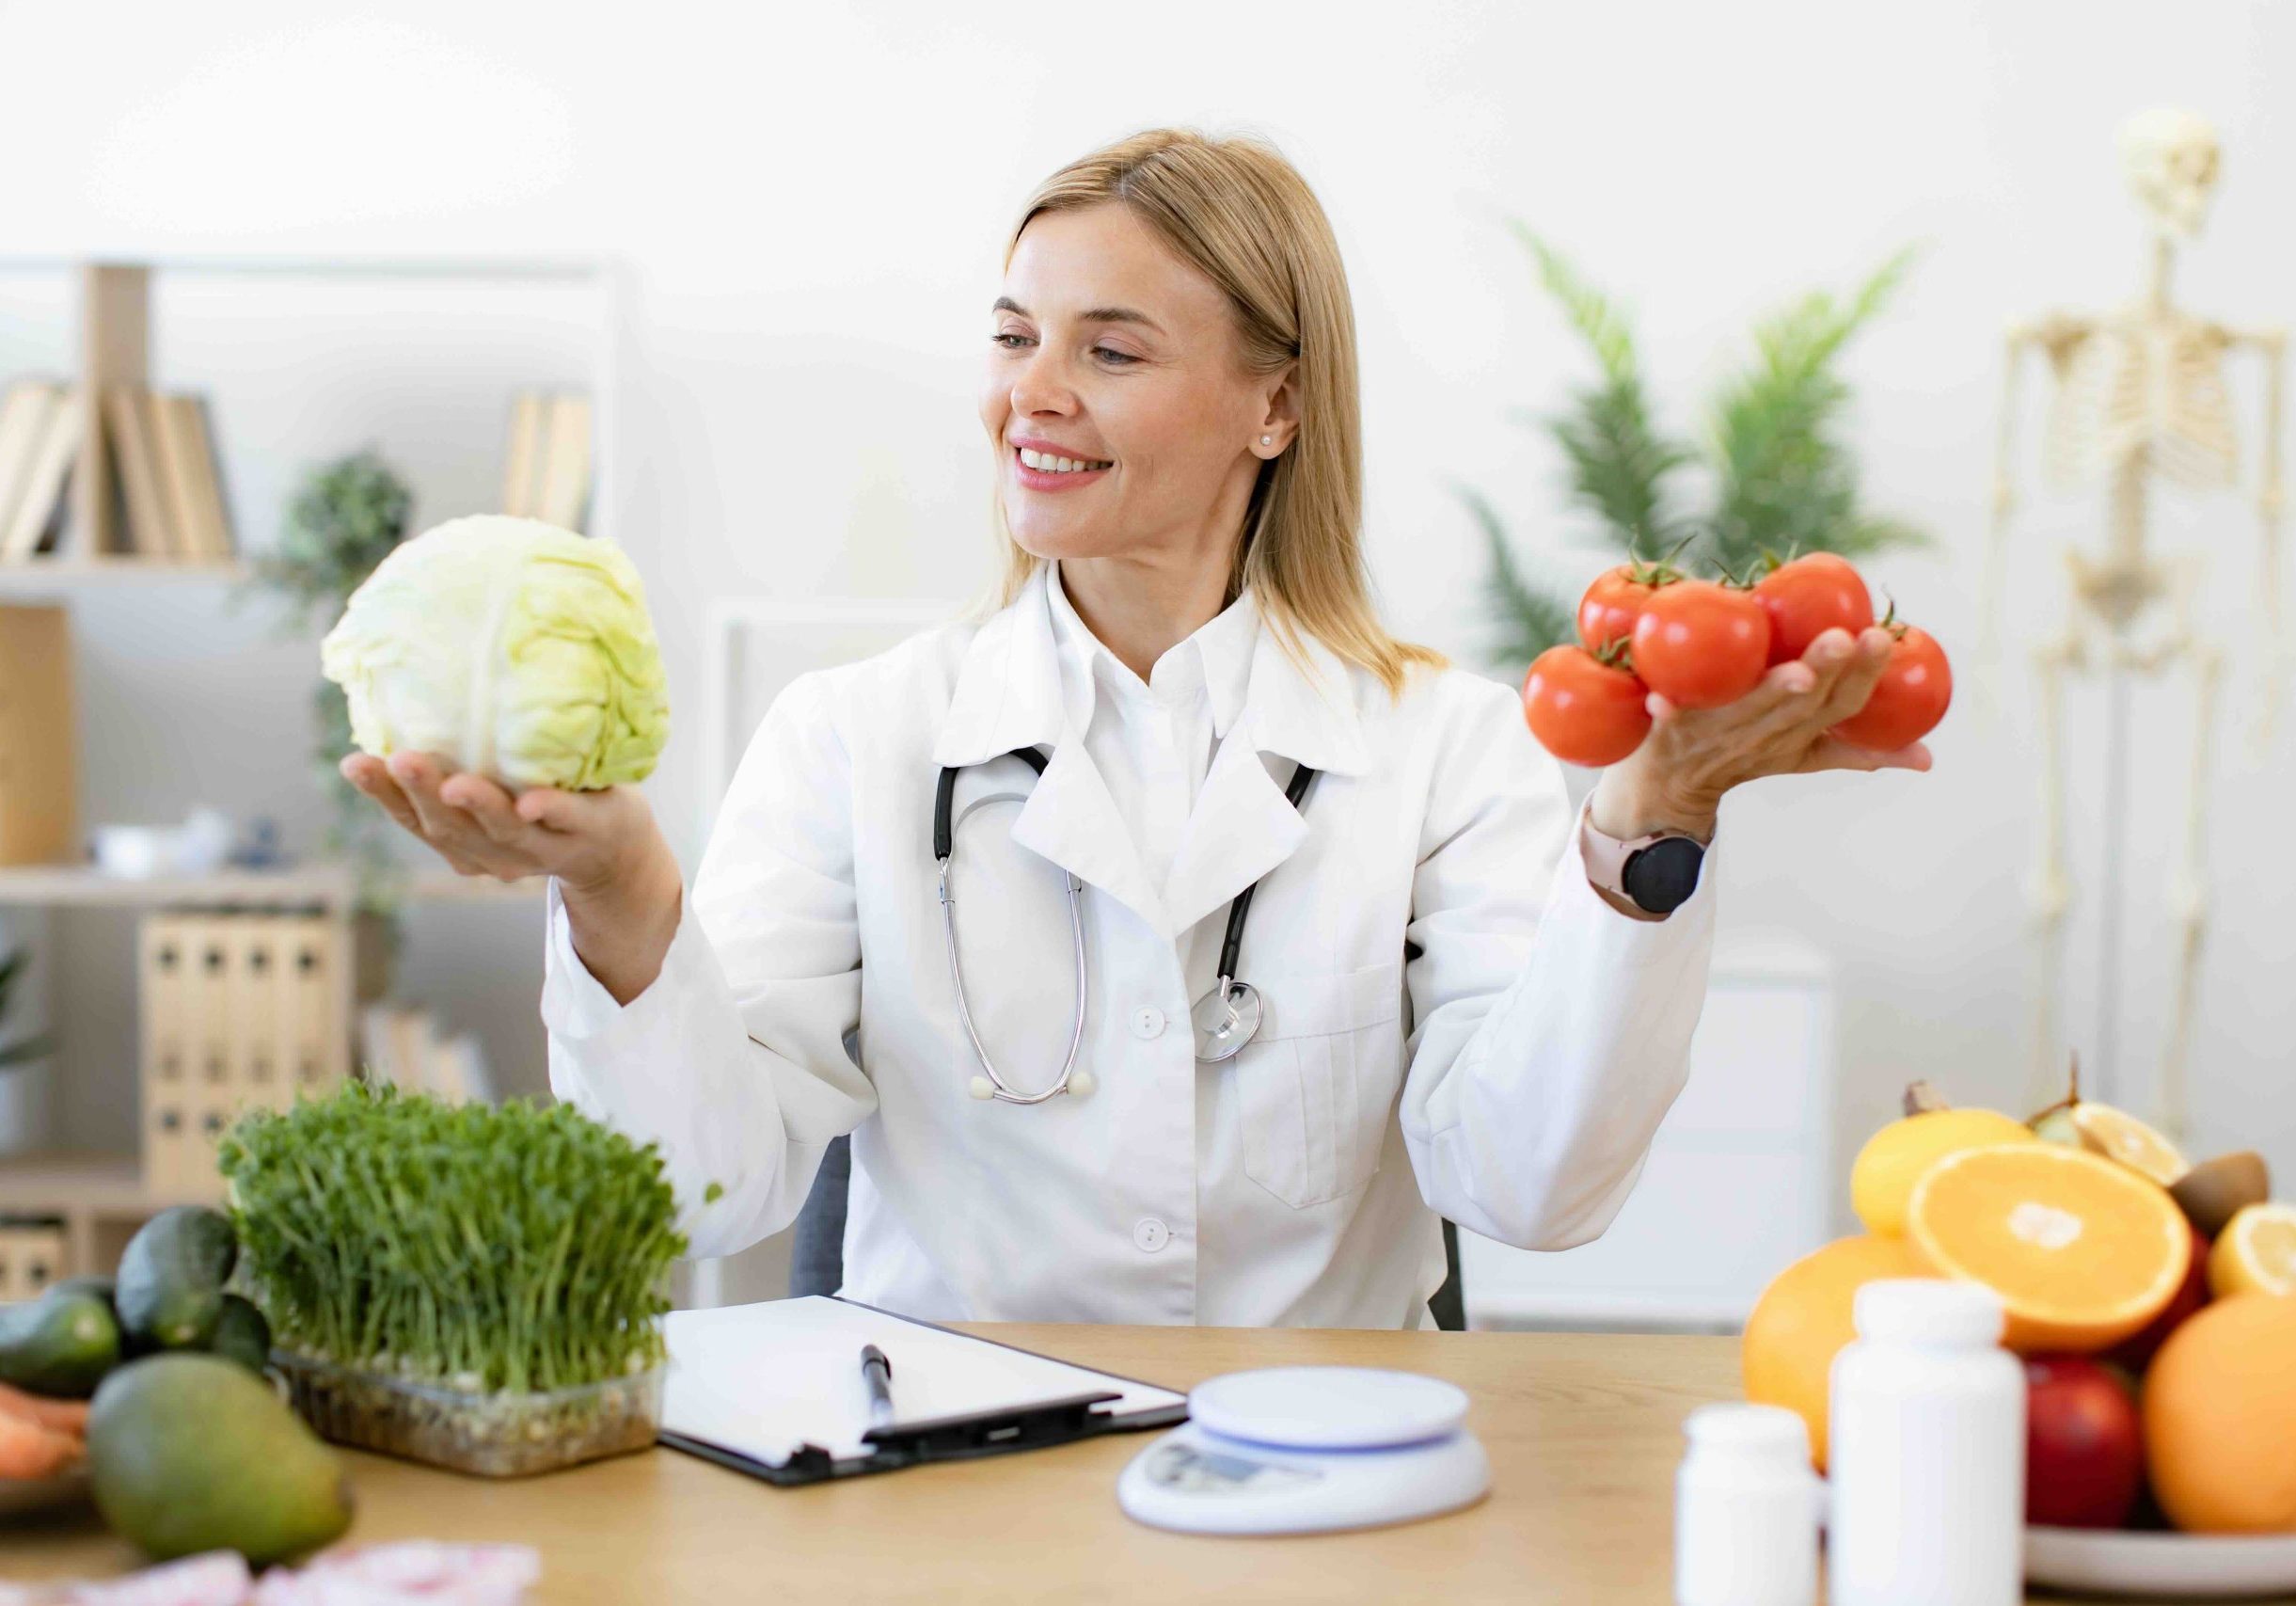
xmin=320 ymin=515 xmax=670 ymax=791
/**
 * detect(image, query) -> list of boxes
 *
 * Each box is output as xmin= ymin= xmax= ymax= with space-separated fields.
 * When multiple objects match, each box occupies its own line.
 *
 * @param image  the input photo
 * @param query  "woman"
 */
xmin=344 ymin=128 xmax=1926 ymax=1328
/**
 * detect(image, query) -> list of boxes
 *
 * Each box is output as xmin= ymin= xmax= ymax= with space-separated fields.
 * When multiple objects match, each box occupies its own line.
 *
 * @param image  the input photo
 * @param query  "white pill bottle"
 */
xmin=1828 ymin=1279 xmax=2026 ymax=1606
xmin=1674 ymin=1403 xmax=1820 ymax=1606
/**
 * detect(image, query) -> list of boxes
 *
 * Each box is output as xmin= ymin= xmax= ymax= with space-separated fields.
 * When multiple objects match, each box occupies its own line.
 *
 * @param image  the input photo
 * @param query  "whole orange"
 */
xmin=2144 ymin=1293 xmax=2296 ymax=1533
xmin=1742 ymin=1234 xmax=1930 ymax=1470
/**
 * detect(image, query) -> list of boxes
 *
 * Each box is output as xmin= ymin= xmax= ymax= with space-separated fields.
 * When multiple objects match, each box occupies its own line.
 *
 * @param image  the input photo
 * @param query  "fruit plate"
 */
xmin=2027 ymin=1525 xmax=2296 ymax=1598
xmin=0 ymin=1466 xmax=90 ymax=1518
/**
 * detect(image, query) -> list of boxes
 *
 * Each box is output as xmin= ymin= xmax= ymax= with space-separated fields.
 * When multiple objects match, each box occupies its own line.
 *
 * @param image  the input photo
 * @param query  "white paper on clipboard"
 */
xmin=660 ymin=1296 xmax=1188 ymax=1469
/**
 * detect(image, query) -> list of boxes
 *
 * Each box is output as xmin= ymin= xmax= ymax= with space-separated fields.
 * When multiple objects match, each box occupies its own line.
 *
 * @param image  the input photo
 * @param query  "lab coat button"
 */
xmin=1130 ymin=1006 xmax=1165 ymax=1040
xmin=1132 ymin=1217 xmax=1170 ymax=1253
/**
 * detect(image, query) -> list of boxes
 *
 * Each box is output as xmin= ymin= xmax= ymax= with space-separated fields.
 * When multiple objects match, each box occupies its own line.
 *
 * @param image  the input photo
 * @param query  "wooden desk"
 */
xmin=3 ymin=1324 xmax=2129 ymax=1603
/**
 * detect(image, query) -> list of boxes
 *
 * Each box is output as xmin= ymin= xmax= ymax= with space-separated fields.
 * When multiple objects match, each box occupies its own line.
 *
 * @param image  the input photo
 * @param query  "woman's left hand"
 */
xmin=1588 ymin=625 xmax=1930 ymax=843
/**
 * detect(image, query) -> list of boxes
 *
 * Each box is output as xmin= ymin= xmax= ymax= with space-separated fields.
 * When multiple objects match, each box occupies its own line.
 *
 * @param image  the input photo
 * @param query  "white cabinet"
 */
xmin=1460 ymin=930 xmax=1835 ymax=1331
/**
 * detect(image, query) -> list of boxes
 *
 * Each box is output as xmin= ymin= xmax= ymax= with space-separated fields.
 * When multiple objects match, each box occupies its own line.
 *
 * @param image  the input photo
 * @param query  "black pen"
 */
xmin=860 ymin=1343 xmax=895 ymax=1427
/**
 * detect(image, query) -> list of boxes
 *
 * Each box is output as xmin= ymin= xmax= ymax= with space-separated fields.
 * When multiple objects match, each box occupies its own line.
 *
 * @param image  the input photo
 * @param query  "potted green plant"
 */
xmin=234 ymin=448 xmax=414 ymax=934
xmin=1468 ymin=230 xmax=1931 ymax=665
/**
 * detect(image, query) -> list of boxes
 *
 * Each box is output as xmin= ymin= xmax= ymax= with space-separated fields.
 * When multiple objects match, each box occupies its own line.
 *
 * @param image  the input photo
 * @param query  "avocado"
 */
xmin=53 ymin=1274 xmax=117 ymax=1307
xmin=115 ymin=1205 xmax=238 ymax=1351
xmin=88 ymin=1353 xmax=354 ymax=1566
xmin=207 ymin=1295 xmax=272 ymax=1375
xmin=0 ymin=1286 xmax=122 ymax=1397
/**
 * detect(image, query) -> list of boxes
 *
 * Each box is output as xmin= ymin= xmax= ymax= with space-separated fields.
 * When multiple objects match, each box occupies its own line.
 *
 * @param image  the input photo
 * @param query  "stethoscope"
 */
xmin=933 ymin=747 xmax=1319 ymax=1105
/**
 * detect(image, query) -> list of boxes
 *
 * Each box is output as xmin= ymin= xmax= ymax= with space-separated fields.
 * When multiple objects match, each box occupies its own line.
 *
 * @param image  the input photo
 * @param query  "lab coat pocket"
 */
xmin=1232 ymin=960 xmax=1406 ymax=1209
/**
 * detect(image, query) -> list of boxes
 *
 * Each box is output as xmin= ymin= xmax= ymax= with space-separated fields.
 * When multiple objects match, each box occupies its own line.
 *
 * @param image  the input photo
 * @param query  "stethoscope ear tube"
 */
xmin=941 ymin=747 xmax=1087 ymax=1105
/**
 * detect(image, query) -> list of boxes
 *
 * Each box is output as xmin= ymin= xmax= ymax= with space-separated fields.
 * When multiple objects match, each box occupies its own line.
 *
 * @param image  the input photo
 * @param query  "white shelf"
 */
xmin=0 ymin=1153 xmax=176 ymax=1216
xmin=0 ymin=863 xmax=542 ymax=909
xmin=0 ymin=254 xmax=610 ymax=281
xmin=0 ymin=557 xmax=251 ymax=591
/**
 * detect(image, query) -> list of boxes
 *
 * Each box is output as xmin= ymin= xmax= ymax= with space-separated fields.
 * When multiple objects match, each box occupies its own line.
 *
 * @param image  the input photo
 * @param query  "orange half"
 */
xmin=1906 ymin=1142 xmax=2192 ymax=1353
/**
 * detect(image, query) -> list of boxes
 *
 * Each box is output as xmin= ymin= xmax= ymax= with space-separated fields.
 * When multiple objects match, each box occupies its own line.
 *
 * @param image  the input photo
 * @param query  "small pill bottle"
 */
xmin=1674 ymin=1401 xmax=1820 ymax=1606
xmin=1829 ymin=1279 xmax=2025 ymax=1606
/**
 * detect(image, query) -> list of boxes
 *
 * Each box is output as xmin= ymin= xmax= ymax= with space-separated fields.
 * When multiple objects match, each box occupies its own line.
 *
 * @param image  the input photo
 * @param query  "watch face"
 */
xmin=1623 ymin=836 xmax=1704 ymax=914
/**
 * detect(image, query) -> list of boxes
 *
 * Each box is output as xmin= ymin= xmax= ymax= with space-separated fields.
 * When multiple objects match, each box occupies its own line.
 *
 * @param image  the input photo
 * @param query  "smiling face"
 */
xmin=979 ymin=202 xmax=1294 ymax=576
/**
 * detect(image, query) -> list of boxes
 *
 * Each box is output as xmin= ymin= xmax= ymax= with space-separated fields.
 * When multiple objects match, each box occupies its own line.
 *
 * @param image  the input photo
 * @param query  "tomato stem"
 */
xmin=1592 ymin=636 xmax=1637 ymax=674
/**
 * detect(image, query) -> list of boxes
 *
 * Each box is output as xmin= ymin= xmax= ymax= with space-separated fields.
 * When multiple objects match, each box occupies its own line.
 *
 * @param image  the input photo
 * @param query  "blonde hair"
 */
xmin=987 ymin=127 xmax=1446 ymax=698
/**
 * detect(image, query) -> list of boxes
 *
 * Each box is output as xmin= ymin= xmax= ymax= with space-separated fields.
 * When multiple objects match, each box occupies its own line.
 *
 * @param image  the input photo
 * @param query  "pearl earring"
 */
xmin=1260 ymin=435 xmax=1272 ymax=446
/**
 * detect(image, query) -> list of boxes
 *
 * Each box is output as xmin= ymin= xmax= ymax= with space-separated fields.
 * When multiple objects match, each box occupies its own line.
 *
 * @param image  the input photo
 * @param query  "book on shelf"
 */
xmin=0 ymin=378 xmax=235 ymax=564
xmin=151 ymin=391 xmax=236 ymax=561
xmin=0 ymin=379 xmax=63 ymax=544
xmin=359 ymin=1002 xmax=489 ymax=1105
xmin=103 ymin=384 xmax=181 ymax=559
xmin=501 ymin=387 xmax=593 ymax=533
xmin=0 ymin=383 xmax=85 ymax=563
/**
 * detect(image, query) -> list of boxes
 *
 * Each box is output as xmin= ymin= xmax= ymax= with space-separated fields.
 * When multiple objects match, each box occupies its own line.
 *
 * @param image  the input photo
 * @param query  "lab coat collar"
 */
xmin=1043 ymin=559 xmax=1258 ymax=740
xmin=932 ymin=560 xmax=1370 ymax=941
xmin=932 ymin=561 xmax=1370 ymax=779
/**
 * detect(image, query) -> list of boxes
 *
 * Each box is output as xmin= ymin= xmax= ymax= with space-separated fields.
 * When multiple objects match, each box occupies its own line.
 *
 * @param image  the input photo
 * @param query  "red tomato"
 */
xmin=1754 ymin=553 xmax=1875 ymax=665
xmin=1522 ymin=646 xmax=1651 ymax=767
xmin=1830 ymin=625 xmax=1952 ymax=750
xmin=1628 ymin=581 xmax=1772 ymax=709
xmin=1577 ymin=565 xmax=1659 ymax=654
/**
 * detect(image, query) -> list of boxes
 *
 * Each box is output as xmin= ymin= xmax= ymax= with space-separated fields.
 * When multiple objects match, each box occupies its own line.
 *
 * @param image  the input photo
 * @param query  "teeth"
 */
xmin=1019 ymin=447 xmax=1108 ymax=473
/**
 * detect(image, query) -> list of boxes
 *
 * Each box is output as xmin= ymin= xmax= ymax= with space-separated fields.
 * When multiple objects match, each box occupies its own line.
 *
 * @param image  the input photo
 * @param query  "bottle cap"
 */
xmin=1683 ymin=1402 xmax=1811 ymax=1466
xmin=1852 ymin=1278 xmax=2005 ymax=1347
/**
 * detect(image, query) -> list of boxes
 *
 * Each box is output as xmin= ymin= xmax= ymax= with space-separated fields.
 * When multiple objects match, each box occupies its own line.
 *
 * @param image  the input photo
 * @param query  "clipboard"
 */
xmin=657 ymin=1296 xmax=1191 ymax=1487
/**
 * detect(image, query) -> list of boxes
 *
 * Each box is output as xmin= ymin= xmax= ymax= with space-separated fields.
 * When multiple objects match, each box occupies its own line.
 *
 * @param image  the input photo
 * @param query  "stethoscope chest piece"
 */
xmin=1190 ymin=980 xmax=1263 ymax=1062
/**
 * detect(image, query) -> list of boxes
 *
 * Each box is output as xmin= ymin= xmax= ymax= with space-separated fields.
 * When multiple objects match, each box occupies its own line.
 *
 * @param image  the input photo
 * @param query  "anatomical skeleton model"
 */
xmin=1984 ymin=108 xmax=2286 ymax=1143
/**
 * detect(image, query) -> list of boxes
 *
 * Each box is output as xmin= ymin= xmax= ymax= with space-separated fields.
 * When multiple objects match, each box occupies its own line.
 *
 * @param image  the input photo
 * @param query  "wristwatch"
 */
xmin=1580 ymin=811 xmax=1708 ymax=916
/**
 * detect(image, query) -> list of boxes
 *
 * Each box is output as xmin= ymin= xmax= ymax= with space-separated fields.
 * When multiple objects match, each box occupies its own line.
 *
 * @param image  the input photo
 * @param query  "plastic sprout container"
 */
xmin=275 ymin=1350 xmax=664 ymax=1478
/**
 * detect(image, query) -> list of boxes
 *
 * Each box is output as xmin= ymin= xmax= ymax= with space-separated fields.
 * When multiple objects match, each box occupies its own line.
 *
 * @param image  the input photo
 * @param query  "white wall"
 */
xmin=6 ymin=2 xmax=2290 ymax=1281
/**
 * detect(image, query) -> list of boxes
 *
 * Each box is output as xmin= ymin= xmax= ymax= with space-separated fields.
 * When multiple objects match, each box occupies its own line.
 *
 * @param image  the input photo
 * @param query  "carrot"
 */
xmin=0 ymin=1408 xmax=82 ymax=1479
xmin=0 ymin=1380 xmax=89 ymax=1436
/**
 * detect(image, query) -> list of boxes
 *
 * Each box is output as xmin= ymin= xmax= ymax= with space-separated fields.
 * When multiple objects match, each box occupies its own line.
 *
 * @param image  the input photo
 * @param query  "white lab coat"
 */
xmin=543 ymin=562 xmax=1722 ymax=1328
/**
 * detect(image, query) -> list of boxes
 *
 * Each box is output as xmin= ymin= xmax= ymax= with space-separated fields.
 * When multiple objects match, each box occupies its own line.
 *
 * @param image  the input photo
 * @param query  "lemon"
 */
xmin=2069 ymin=1103 xmax=2191 ymax=1187
xmin=2208 ymin=1201 xmax=2296 ymax=1298
xmin=1850 ymin=1106 xmax=2036 ymax=1237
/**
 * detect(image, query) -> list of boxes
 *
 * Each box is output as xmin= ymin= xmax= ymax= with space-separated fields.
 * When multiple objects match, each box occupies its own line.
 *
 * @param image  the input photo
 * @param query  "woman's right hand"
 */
xmin=340 ymin=750 xmax=666 ymax=900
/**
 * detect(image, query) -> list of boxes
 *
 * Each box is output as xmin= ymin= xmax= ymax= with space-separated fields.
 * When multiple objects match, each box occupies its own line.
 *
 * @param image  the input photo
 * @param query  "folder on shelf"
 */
xmin=0 ymin=604 xmax=78 ymax=866
xmin=182 ymin=914 xmax=239 ymax=1198
xmin=137 ymin=914 xmax=192 ymax=1197
xmin=0 ymin=1222 xmax=67 ymax=1301
xmin=227 ymin=914 xmax=289 ymax=1112
xmin=282 ymin=917 xmax=347 ymax=1098
xmin=658 ymin=1296 xmax=1188 ymax=1488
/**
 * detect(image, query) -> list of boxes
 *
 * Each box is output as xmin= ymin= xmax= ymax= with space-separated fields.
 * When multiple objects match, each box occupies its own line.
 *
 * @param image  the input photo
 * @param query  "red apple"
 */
xmin=2103 ymin=1226 xmax=2210 ymax=1372
xmin=2025 ymin=1356 xmax=2145 ymax=1529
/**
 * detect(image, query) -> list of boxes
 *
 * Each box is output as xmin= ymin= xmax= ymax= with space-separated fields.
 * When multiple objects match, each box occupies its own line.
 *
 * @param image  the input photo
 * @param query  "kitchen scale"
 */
xmin=1116 ymin=1366 xmax=1491 ymax=1535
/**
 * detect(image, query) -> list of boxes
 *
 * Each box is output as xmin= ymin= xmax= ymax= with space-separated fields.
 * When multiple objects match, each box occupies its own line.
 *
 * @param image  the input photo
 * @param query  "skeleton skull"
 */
xmin=2119 ymin=107 xmax=2221 ymax=239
